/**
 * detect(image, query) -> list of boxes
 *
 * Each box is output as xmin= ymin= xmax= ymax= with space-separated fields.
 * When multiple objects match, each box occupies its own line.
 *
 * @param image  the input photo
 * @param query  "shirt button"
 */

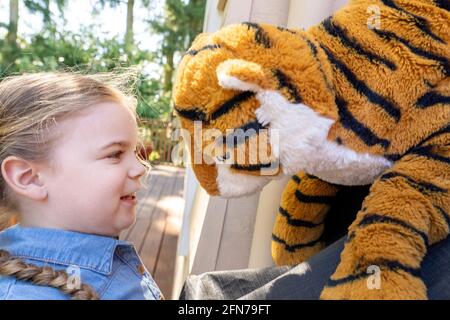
xmin=138 ymin=264 xmax=146 ymax=275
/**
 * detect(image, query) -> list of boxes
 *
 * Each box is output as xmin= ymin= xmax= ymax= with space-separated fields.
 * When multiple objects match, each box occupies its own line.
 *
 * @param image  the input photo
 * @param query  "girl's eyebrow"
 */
xmin=101 ymin=141 xmax=130 ymax=150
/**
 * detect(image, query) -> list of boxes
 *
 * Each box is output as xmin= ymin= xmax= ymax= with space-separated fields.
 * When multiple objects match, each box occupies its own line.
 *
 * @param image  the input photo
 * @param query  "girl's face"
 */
xmin=41 ymin=101 xmax=146 ymax=236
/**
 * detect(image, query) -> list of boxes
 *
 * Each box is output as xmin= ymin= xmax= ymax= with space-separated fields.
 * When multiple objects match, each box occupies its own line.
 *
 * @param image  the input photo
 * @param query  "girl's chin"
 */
xmin=78 ymin=209 xmax=137 ymax=238
xmin=118 ymin=212 xmax=137 ymax=231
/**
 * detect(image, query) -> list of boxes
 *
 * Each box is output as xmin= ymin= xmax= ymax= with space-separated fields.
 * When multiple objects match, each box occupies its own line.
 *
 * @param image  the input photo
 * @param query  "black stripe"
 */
xmin=322 ymin=45 xmax=401 ymax=122
xmin=326 ymin=260 xmax=421 ymax=287
xmin=305 ymin=174 xmax=319 ymax=180
xmin=185 ymin=44 xmax=221 ymax=56
xmin=291 ymin=175 xmax=301 ymax=184
xmin=295 ymin=189 xmax=335 ymax=205
xmin=302 ymin=35 xmax=318 ymax=55
xmin=326 ymin=270 xmax=367 ymax=287
xmin=211 ymin=91 xmax=255 ymax=120
xmin=400 ymin=124 xmax=450 ymax=160
xmin=231 ymin=162 xmax=277 ymax=171
xmin=271 ymin=233 xmax=322 ymax=252
xmin=425 ymin=80 xmax=438 ymax=89
xmin=300 ymin=34 xmax=334 ymax=92
xmin=371 ymin=260 xmax=422 ymax=278
xmin=435 ymin=0 xmax=450 ymax=11
xmin=174 ymin=106 xmax=207 ymax=122
xmin=211 ymin=91 xmax=256 ymax=120
xmin=385 ymin=153 xmax=402 ymax=161
xmin=417 ymin=91 xmax=450 ymax=108
xmin=435 ymin=206 xmax=450 ymax=230
xmin=417 ymin=124 xmax=450 ymax=148
xmin=373 ymin=29 xmax=449 ymax=76
xmin=381 ymin=0 xmax=445 ymax=43
xmin=380 ymin=171 xmax=447 ymax=193
xmin=358 ymin=214 xmax=429 ymax=247
xmin=279 ymin=207 xmax=324 ymax=228
xmin=322 ymin=17 xmax=397 ymax=70
xmin=221 ymin=120 xmax=267 ymax=147
xmin=277 ymin=26 xmax=297 ymax=35
xmin=242 ymin=22 xmax=271 ymax=48
xmin=272 ymin=69 xmax=302 ymax=103
xmin=175 ymin=91 xmax=255 ymax=123
xmin=335 ymin=97 xmax=391 ymax=149
xmin=410 ymin=145 xmax=450 ymax=164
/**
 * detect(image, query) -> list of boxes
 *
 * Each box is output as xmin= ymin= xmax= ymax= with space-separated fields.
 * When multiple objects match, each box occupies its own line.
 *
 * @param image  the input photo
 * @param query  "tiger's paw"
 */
xmin=320 ymin=268 xmax=427 ymax=300
xmin=272 ymin=239 xmax=325 ymax=266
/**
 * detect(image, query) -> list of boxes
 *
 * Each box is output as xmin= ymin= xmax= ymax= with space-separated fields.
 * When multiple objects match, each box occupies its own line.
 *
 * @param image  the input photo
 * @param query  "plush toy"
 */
xmin=173 ymin=0 xmax=449 ymax=299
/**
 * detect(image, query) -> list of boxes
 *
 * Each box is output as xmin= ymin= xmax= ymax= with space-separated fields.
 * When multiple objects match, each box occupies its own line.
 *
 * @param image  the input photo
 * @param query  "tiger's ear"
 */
xmin=216 ymin=59 xmax=277 ymax=92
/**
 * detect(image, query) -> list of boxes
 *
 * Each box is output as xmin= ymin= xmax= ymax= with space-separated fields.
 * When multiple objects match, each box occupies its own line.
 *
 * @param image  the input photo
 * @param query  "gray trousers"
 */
xmin=179 ymin=235 xmax=450 ymax=300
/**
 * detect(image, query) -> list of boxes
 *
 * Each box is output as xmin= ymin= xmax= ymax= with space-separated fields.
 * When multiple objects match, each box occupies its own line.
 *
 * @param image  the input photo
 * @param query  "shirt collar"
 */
xmin=0 ymin=224 xmax=133 ymax=275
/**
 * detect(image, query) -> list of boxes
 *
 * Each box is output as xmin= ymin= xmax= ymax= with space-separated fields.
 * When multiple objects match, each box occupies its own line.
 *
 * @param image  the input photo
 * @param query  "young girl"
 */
xmin=0 ymin=72 xmax=163 ymax=300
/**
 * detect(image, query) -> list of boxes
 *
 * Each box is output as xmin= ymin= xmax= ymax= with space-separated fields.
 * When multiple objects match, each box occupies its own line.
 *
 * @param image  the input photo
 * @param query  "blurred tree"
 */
xmin=150 ymin=0 xmax=205 ymax=96
xmin=23 ymin=0 xmax=68 ymax=24
xmin=91 ymin=0 xmax=164 ymax=118
xmin=7 ymin=0 xmax=19 ymax=46
xmin=93 ymin=0 xmax=151 ymax=50
xmin=92 ymin=0 xmax=205 ymax=119
xmin=1 ymin=0 xmax=20 ymax=73
xmin=0 ymin=0 xmax=205 ymax=120
xmin=125 ymin=0 xmax=135 ymax=49
xmin=1 ymin=0 xmax=68 ymax=74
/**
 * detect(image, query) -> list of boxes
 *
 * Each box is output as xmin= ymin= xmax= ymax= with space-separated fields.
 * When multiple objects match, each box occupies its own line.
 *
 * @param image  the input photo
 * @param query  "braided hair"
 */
xmin=0 ymin=250 xmax=98 ymax=300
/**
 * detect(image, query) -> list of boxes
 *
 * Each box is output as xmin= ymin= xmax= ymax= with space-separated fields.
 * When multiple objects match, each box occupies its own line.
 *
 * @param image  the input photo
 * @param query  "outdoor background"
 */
xmin=0 ymin=0 xmax=206 ymax=164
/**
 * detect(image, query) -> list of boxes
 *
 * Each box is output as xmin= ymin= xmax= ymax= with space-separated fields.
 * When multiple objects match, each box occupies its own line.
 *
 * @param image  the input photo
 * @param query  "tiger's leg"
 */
xmin=272 ymin=172 xmax=340 ymax=266
xmin=321 ymin=134 xmax=450 ymax=299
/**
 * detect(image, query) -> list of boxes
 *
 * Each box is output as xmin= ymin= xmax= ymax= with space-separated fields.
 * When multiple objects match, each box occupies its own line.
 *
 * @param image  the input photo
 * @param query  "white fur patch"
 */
xmin=217 ymin=72 xmax=262 ymax=92
xmin=216 ymin=164 xmax=273 ymax=198
xmin=255 ymin=90 xmax=393 ymax=186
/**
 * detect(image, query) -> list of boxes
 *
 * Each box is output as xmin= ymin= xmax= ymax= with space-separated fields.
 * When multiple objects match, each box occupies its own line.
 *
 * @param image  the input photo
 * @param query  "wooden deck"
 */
xmin=120 ymin=165 xmax=185 ymax=299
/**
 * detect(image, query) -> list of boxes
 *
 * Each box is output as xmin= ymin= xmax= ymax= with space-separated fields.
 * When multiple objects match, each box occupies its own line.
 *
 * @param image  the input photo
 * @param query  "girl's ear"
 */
xmin=1 ymin=156 xmax=47 ymax=201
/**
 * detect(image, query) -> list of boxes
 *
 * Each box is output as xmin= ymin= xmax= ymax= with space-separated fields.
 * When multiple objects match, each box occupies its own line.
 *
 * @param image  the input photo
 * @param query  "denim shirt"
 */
xmin=0 ymin=225 xmax=162 ymax=300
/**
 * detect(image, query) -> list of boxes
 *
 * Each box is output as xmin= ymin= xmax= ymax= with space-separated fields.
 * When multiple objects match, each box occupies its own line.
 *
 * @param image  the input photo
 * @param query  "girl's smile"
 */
xmin=120 ymin=192 xmax=138 ymax=206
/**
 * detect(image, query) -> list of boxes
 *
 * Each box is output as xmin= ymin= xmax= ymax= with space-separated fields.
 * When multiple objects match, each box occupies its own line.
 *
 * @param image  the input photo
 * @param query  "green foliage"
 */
xmin=150 ymin=0 xmax=206 ymax=94
xmin=23 ymin=0 xmax=68 ymax=24
xmin=0 ymin=0 xmax=206 ymax=119
xmin=149 ymin=151 xmax=160 ymax=162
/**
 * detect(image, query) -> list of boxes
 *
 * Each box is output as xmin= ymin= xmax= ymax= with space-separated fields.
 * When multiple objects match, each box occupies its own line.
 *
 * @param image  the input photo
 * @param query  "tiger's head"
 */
xmin=173 ymin=22 xmax=336 ymax=197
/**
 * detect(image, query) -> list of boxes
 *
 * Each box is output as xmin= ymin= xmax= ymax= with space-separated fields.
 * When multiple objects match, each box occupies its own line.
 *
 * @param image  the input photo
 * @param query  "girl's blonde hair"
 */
xmin=0 ymin=71 xmax=148 ymax=300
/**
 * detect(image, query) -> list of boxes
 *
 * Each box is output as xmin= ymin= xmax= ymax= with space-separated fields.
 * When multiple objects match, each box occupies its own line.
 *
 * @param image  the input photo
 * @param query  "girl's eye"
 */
xmin=108 ymin=151 xmax=124 ymax=159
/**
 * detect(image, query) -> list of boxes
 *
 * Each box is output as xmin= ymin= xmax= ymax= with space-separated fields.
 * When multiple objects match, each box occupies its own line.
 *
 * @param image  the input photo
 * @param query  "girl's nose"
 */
xmin=130 ymin=157 xmax=147 ymax=179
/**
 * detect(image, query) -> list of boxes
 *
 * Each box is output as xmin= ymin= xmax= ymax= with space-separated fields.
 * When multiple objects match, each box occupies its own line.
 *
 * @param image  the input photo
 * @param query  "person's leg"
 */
xmin=178 ymin=238 xmax=345 ymax=300
xmin=423 ymin=236 xmax=450 ymax=300
xmin=180 ymin=234 xmax=450 ymax=299
xmin=240 ymin=237 xmax=346 ymax=299
xmin=241 ymin=235 xmax=450 ymax=299
xmin=179 ymin=265 xmax=292 ymax=299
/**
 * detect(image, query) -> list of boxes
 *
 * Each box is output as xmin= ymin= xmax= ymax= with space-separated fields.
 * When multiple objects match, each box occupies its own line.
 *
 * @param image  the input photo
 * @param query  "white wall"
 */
xmin=225 ymin=0 xmax=290 ymax=26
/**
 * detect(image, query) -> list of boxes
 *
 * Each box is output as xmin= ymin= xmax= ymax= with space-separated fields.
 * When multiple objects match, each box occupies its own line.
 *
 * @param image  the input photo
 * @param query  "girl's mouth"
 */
xmin=120 ymin=193 xmax=137 ymax=206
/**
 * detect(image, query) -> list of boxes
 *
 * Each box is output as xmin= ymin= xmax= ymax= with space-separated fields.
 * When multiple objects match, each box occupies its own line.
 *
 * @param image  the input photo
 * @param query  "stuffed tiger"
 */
xmin=173 ymin=0 xmax=450 ymax=299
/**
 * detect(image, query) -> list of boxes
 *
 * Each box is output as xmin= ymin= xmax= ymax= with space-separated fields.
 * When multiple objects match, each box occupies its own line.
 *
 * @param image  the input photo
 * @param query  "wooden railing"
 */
xmin=138 ymin=119 xmax=181 ymax=165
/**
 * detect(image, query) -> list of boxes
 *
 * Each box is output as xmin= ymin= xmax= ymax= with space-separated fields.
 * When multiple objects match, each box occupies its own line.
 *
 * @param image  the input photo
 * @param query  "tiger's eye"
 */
xmin=217 ymin=151 xmax=230 ymax=162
